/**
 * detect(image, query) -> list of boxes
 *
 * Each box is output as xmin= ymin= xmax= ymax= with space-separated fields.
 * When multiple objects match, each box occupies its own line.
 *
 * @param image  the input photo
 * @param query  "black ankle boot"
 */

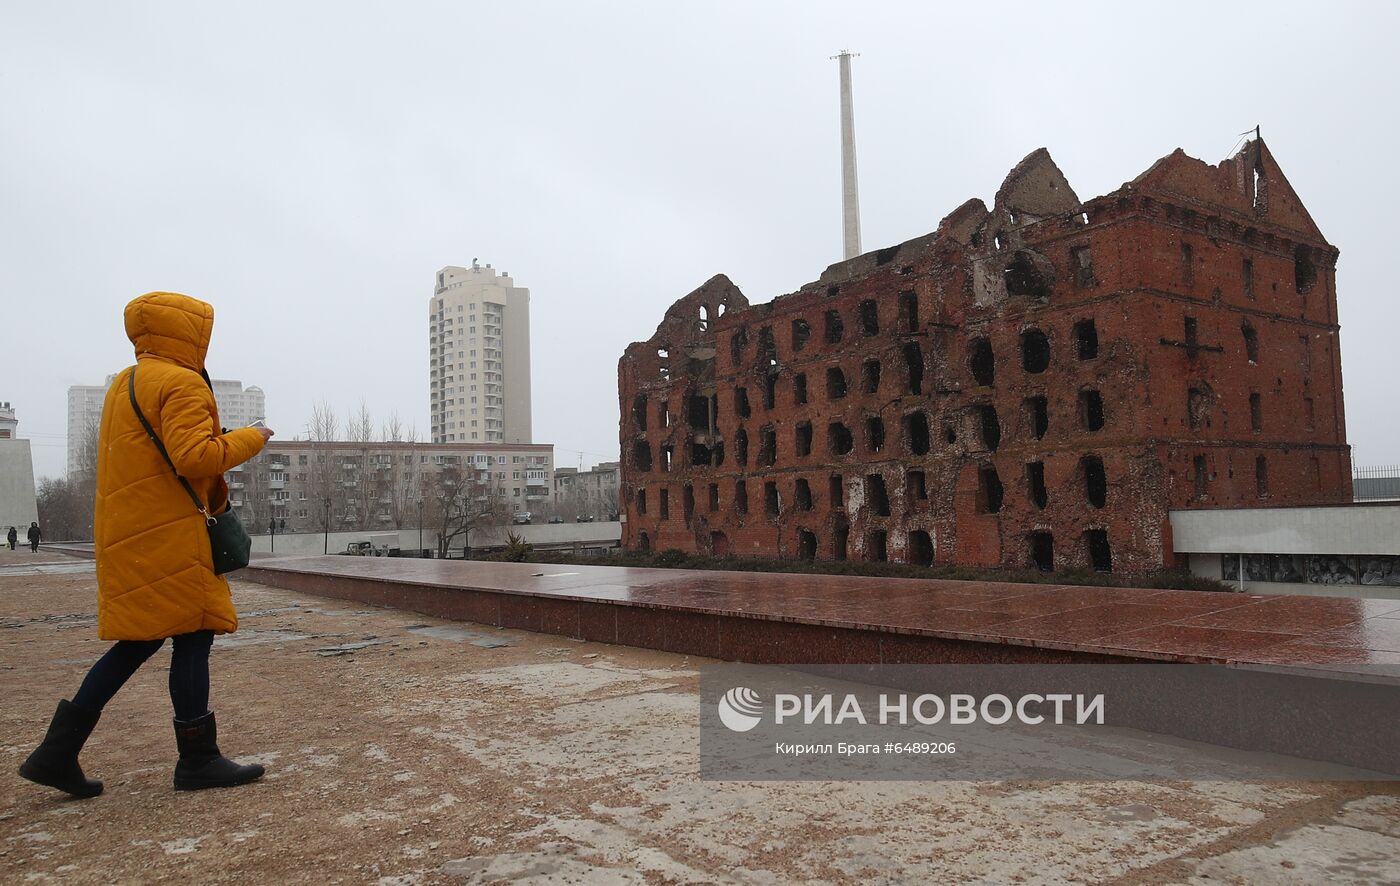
xmin=19 ymin=700 xmax=104 ymax=799
xmin=172 ymin=711 xmax=264 ymax=791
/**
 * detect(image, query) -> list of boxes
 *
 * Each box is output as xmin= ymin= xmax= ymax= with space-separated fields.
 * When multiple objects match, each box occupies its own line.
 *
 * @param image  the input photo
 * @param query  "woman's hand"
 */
xmin=256 ymin=427 xmax=274 ymax=443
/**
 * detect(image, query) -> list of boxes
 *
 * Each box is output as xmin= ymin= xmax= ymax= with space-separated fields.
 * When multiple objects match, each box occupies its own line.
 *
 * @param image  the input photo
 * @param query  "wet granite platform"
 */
xmin=239 ymin=557 xmax=1400 ymax=671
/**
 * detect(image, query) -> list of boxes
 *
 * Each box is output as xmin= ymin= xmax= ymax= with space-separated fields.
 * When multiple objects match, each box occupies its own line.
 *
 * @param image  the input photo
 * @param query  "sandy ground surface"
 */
xmin=2 ymin=548 xmax=1400 ymax=885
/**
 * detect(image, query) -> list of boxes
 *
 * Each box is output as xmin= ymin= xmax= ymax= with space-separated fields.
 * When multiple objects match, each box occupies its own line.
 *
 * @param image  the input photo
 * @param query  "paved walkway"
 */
xmin=3 ymin=552 xmax=1400 ymax=883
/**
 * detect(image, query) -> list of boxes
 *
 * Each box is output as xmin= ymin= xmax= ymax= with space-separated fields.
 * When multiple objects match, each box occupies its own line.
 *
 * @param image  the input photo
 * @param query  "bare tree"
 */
xmin=427 ymin=461 xmax=509 ymax=558
xmin=305 ymin=401 xmax=344 ymax=531
xmin=36 ymin=477 xmax=86 ymax=541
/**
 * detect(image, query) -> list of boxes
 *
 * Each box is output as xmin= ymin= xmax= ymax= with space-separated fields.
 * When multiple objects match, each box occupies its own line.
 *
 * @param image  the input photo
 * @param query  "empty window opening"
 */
xmin=826 ymin=366 xmax=848 ymax=399
xmin=1071 ymin=245 xmax=1094 ymax=288
xmin=824 ymin=309 xmax=844 ymax=343
xmin=859 ymin=300 xmax=879 ymax=335
xmin=1021 ymin=329 xmax=1050 ymax=373
xmin=829 ymin=474 xmax=845 ymax=508
xmin=1242 ymin=321 xmax=1259 ymax=364
xmin=992 ymin=231 xmax=1005 ymax=251
xmin=683 ymin=484 xmax=695 ymax=520
xmin=711 ymin=531 xmax=730 ymax=557
xmin=690 ymin=440 xmax=714 ymax=466
xmin=827 ymin=284 xmax=839 ymax=297
xmin=1028 ymin=461 xmax=1048 ymax=509
xmin=909 ymin=530 xmax=934 ymax=567
xmin=1188 ymin=386 xmax=1211 ymax=431
xmin=833 ymin=522 xmax=849 ymax=560
xmin=793 ymin=373 xmax=808 ymax=405
xmin=1181 ymin=241 xmax=1194 ymax=287
xmin=1024 ymin=396 xmax=1048 ymax=440
xmin=762 ymin=373 xmax=777 ymax=410
xmin=1074 ymin=319 xmax=1099 ymax=360
xmin=708 ymin=483 xmax=720 ymax=512
xmin=659 ymin=402 xmax=671 ymax=428
xmin=903 ymin=343 xmax=924 ymax=394
xmin=795 ymin=422 xmax=813 ymax=457
xmin=1294 ymin=245 xmax=1317 ymax=293
xmin=862 ymin=359 xmax=881 ymax=394
xmin=795 ymin=478 xmax=813 ymax=511
xmin=944 ymin=425 xmax=957 ymax=445
xmin=904 ymin=412 xmax=930 ymax=455
xmin=1193 ymin=455 xmax=1208 ymax=498
xmin=1249 ymin=393 xmax=1262 ymax=432
xmin=978 ymin=465 xmax=1004 ymax=514
xmin=735 ymin=387 xmax=750 ymax=418
xmin=1082 ymin=456 xmax=1107 ymax=508
xmin=757 ymin=326 xmax=777 ymax=367
xmin=1184 ymin=316 xmax=1199 ymax=349
xmin=699 ymin=305 xmax=710 ymax=331
xmin=735 ymin=479 xmax=748 ymax=513
xmin=657 ymin=347 xmax=670 ymax=380
xmin=632 ymin=395 xmax=648 ymax=431
xmin=978 ymin=404 xmax=1001 ymax=452
xmin=659 ymin=488 xmax=670 ymax=520
xmin=828 ymin=422 xmax=854 ymax=455
xmin=637 ymin=530 xmax=651 ymax=553
xmin=1243 ymin=258 xmax=1255 ymax=299
xmin=797 ymin=529 xmax=817 ymax=561
xmin=1256 ymin=456 xmax=1269 ymax=497
xmin=632 ymin=441 xmax=653 ymax=472
xmin=1003 ymin=251 xmax=1051 ymax=299
xmin=1080 ymin=390 xmax=1105 ymax=432
xmin=970 ymin=338 xmax=995 ymax=387
xmin=866 ymin=474 xmax=891 ymax=516
xmin=758 ymin=427 xmax=776 ymax=467
xmin=636 ymin=488 xmax=647 ymax=514
xmin=660 ymin=445 xmax=673 ymax=472
xmin=865 ymin=416 xmax=886 ymax=453
xmin=688 ymin=394 xmax=713 ymax=431
xmin=730 ymin=328 xmax=748 ymax=365
xmin=1085 ymin=530 xmax=1112 ymax=572
xmin=1030 ymin=532 xmax=1054 ymax=572
xmin=899 ymin=291 xmax=919 ymax=332
xmin=735 ymin=428 xmax=749 ymax=466
xmin=791 ymin=318 xmax=811 ymax=352
xmin=764 ymin=481 xmax=780 ymax=517
xmin=867 ymin=530 xmax=889 ymax=562
xmin=906 ymin=470 xmax=927 ymax=505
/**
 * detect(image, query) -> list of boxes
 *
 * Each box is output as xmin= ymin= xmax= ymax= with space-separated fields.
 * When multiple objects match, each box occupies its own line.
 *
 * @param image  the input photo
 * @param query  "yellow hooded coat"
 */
xmin=94 ymin=292 xmax=266 ymax=641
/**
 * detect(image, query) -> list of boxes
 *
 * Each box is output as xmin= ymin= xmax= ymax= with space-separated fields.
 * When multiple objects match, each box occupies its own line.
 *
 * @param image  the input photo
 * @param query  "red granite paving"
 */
xmin=239 ymin=557 xmax=1400 ymax=671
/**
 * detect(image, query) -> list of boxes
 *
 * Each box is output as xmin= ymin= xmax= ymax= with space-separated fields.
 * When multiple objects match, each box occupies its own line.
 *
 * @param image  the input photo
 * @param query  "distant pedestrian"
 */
xmin=27 ymin=522 xmax=40 ymax=552
xmin=6 ymin=526 xmax=16 ymax=550
xmin=19 ymin=291 xmax=274 ymax=800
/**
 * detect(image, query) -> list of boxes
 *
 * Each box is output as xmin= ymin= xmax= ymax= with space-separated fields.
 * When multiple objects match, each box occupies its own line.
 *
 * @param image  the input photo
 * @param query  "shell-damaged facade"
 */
xmin=617 ymin=141 xmax=1351 ymax=574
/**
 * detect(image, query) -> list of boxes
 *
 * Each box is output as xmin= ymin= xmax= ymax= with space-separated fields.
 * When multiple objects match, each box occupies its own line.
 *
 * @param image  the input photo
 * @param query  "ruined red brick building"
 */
xmin=617 ymin=141 xmax=1351 ymax=574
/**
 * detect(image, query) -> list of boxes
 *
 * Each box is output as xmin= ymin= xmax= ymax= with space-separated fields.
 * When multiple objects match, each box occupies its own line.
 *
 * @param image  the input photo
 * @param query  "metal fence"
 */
xmin=1354 ymin=465 xmax=1400 ymax=501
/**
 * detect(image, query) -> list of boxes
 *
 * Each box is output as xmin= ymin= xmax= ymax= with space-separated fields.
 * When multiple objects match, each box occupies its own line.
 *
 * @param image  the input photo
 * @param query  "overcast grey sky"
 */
xmin=3 ymin=0 xmax=1397 ymax=480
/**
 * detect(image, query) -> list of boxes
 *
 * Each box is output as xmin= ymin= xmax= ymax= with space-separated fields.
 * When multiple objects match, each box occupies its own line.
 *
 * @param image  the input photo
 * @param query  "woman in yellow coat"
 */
xmin=21 ymin=292 xmax=274 ymax=798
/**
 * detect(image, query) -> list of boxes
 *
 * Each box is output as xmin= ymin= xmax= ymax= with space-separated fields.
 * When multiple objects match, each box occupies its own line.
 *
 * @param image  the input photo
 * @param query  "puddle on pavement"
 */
xmin=405 ymin=624 xmax=511 ymax=648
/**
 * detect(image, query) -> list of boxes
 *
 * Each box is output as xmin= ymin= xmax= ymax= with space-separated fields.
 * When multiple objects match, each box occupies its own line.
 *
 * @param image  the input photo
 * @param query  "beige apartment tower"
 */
xmin=430 ymin=261 xmax=532 ymax=444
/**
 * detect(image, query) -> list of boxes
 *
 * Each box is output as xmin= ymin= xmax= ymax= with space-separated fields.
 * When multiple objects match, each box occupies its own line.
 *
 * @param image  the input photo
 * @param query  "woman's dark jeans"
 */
xmin=72 ymin=630 xmax=215 ymax=721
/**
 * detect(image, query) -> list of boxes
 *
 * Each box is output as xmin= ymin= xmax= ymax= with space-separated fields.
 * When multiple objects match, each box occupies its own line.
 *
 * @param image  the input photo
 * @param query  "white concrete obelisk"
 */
xmin=833 ymin=50 xmax=862 ymax=260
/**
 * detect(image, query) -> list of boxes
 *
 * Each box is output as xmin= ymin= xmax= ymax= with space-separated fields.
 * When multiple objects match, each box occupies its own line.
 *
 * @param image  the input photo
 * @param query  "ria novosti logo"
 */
xmin=717 ymin=687 xmax=764 ymax=732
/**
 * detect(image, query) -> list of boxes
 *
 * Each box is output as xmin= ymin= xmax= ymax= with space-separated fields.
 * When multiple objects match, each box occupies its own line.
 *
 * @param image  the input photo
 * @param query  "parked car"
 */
xmin=511 ymin=512 xmax=532 ymax=525
xmin=547 ymin=516 xmax=564 ymax=524
xmin=576 ymin=515 xmax=595 ymax=523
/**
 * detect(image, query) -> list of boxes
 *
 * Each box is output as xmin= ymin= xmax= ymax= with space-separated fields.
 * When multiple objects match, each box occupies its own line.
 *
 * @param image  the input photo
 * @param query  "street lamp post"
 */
xmin=322 ymin=499 xmax=331 ymax=555
xmin=416 ymin=499 xmax=424 ymax=557
xmin=269 ymin=516 xmax=276 ymax=554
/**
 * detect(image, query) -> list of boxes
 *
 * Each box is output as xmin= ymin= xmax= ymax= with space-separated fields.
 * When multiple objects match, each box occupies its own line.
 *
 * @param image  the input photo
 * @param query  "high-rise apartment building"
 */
xmin=430 ymin=261 xmax=532 ymax=445
xmin=67 ymin=376 xmax=265 ymax=476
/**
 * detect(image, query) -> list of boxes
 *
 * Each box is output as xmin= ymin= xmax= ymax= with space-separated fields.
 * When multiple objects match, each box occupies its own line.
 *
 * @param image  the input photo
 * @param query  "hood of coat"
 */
xmin=124 ymin=291 xmax=214 ymax=371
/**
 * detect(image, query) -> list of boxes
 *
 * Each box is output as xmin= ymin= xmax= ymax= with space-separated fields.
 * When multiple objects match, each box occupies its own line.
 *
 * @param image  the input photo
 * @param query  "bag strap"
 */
xmin=128 ymin=366 xmax=214 ymax=524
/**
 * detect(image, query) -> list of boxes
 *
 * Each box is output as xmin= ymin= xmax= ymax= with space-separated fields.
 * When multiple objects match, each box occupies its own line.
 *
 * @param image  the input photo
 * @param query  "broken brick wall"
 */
xmin=618 ymin=140 xmax=1350 ymax=574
